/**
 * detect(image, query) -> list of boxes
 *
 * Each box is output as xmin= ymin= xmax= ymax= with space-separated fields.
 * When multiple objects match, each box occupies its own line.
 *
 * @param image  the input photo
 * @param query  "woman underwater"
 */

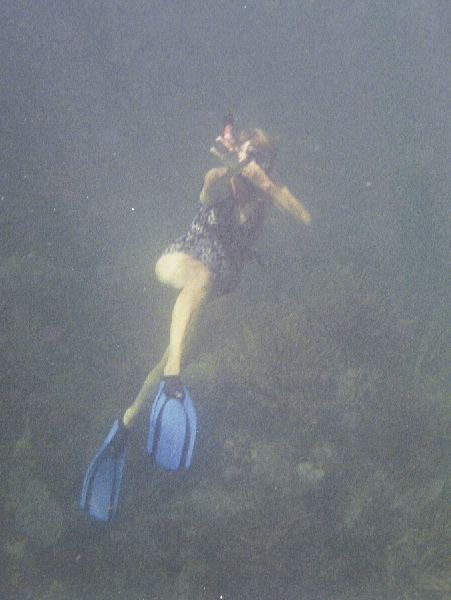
xmin=80 ymin=117 xmax=311 ymax=521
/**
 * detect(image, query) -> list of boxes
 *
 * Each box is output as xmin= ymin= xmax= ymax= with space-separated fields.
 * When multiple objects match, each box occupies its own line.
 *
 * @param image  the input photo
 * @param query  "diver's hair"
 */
xmin=236 ymin=128 xmax=277 ymax=174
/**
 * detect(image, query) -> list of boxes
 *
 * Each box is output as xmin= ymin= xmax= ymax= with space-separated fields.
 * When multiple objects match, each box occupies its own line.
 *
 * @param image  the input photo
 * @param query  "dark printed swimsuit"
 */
xmin=163 ymin=195 xmax=265 ymax=296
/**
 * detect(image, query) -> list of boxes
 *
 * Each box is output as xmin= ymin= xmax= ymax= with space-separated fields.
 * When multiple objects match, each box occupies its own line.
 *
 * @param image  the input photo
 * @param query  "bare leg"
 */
xmin=122 ymin=347 xmax=168 ymax=427
xmin=156 ymin=252 xmax=212 ymax=376
xmin=121 ymin=252 xmax=211 ymax=427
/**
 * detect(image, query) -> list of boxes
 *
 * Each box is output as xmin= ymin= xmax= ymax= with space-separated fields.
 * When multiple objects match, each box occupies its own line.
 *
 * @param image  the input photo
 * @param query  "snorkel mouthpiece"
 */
xmin=223 ymin=113 xmax=234 ymax=148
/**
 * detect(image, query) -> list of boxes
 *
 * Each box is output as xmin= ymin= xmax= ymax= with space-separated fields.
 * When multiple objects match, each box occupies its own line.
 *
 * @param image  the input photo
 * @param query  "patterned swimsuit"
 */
xmin=163 ymin=194 xmax=265 ymax=296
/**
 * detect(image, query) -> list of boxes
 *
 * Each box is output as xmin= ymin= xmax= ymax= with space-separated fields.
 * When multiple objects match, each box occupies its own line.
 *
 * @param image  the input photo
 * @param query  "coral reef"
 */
xmin=385 ymin=481 xmax=451 ymax=595
xmin=15 ymin=479 xmax=65 ymax=548
xmin=188 ymin=263 xmax=451 ymax=597
xmin=1 ymin=249 xmax=450 ymax=599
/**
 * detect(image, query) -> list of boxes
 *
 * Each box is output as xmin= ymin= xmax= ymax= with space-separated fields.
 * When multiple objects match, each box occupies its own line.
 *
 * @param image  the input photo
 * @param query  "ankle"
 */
xmin=162 ymin=375 xmax=185 ymax=400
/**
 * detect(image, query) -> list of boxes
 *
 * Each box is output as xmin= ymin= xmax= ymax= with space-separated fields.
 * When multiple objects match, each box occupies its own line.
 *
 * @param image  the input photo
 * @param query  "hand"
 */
xmin=210 ymin=136 xmax=240 ymax=169
xmin=210 ymin=138 xmax=252 ymax=171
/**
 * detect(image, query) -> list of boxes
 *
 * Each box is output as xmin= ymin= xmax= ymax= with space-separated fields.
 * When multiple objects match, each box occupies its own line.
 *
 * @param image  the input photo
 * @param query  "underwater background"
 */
xmin=0 ymin=1 xmax=450 ymax=599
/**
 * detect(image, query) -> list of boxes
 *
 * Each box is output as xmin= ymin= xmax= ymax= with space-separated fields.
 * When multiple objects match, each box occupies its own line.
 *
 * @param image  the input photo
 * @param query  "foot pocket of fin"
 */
xmin=147 ymin=380 xmax=197 ymax=470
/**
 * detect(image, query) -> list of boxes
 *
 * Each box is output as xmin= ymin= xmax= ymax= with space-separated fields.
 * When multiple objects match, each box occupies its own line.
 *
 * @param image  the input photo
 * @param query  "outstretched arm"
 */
xmin=240 ymin=161 xmax=311 ymax=224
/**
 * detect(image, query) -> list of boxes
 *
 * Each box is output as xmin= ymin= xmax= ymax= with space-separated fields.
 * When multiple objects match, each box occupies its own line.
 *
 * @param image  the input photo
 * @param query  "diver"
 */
xmin=80 ymin=115 xmax=311 ymax=521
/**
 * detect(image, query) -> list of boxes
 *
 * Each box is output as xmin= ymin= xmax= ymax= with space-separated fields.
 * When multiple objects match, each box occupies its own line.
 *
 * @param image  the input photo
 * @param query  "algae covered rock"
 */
xmin=296 ymin=461 xmax=325 ymax=486
xmin=15 ymin=479 xmax=65 ymax=548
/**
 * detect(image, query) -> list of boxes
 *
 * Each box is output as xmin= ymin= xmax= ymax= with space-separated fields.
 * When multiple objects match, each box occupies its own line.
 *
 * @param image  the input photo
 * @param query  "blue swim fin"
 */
xmin=80 ymin=419 xmax=128 ymax=522
xmin=147 ymin=379 xmax=197 ymax=470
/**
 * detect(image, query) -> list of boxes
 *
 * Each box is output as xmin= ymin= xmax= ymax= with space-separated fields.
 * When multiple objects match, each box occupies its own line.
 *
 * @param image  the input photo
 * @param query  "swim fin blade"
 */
xmin=80 ymin=419 xmax=128 ymax=522
xmin=147 ymin=380 xmax=197 ymax=470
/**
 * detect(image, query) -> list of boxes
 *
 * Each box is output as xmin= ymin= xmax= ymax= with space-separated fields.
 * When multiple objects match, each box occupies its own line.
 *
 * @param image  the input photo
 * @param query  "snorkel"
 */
xmin=222 ymin=113 xmax=234 ymax=149
xmin=210 ymin=113 xmax=240 ymax=166
xmin=211 ymin=115 xmax=274 ymax=174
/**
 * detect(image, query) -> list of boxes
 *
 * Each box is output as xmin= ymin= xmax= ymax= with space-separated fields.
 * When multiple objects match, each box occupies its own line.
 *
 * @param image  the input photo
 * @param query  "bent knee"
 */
xmin=155 ymin=253 xmax=183 ymax=286
xmin=155 ymin=252 xmax=211 ymax=290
